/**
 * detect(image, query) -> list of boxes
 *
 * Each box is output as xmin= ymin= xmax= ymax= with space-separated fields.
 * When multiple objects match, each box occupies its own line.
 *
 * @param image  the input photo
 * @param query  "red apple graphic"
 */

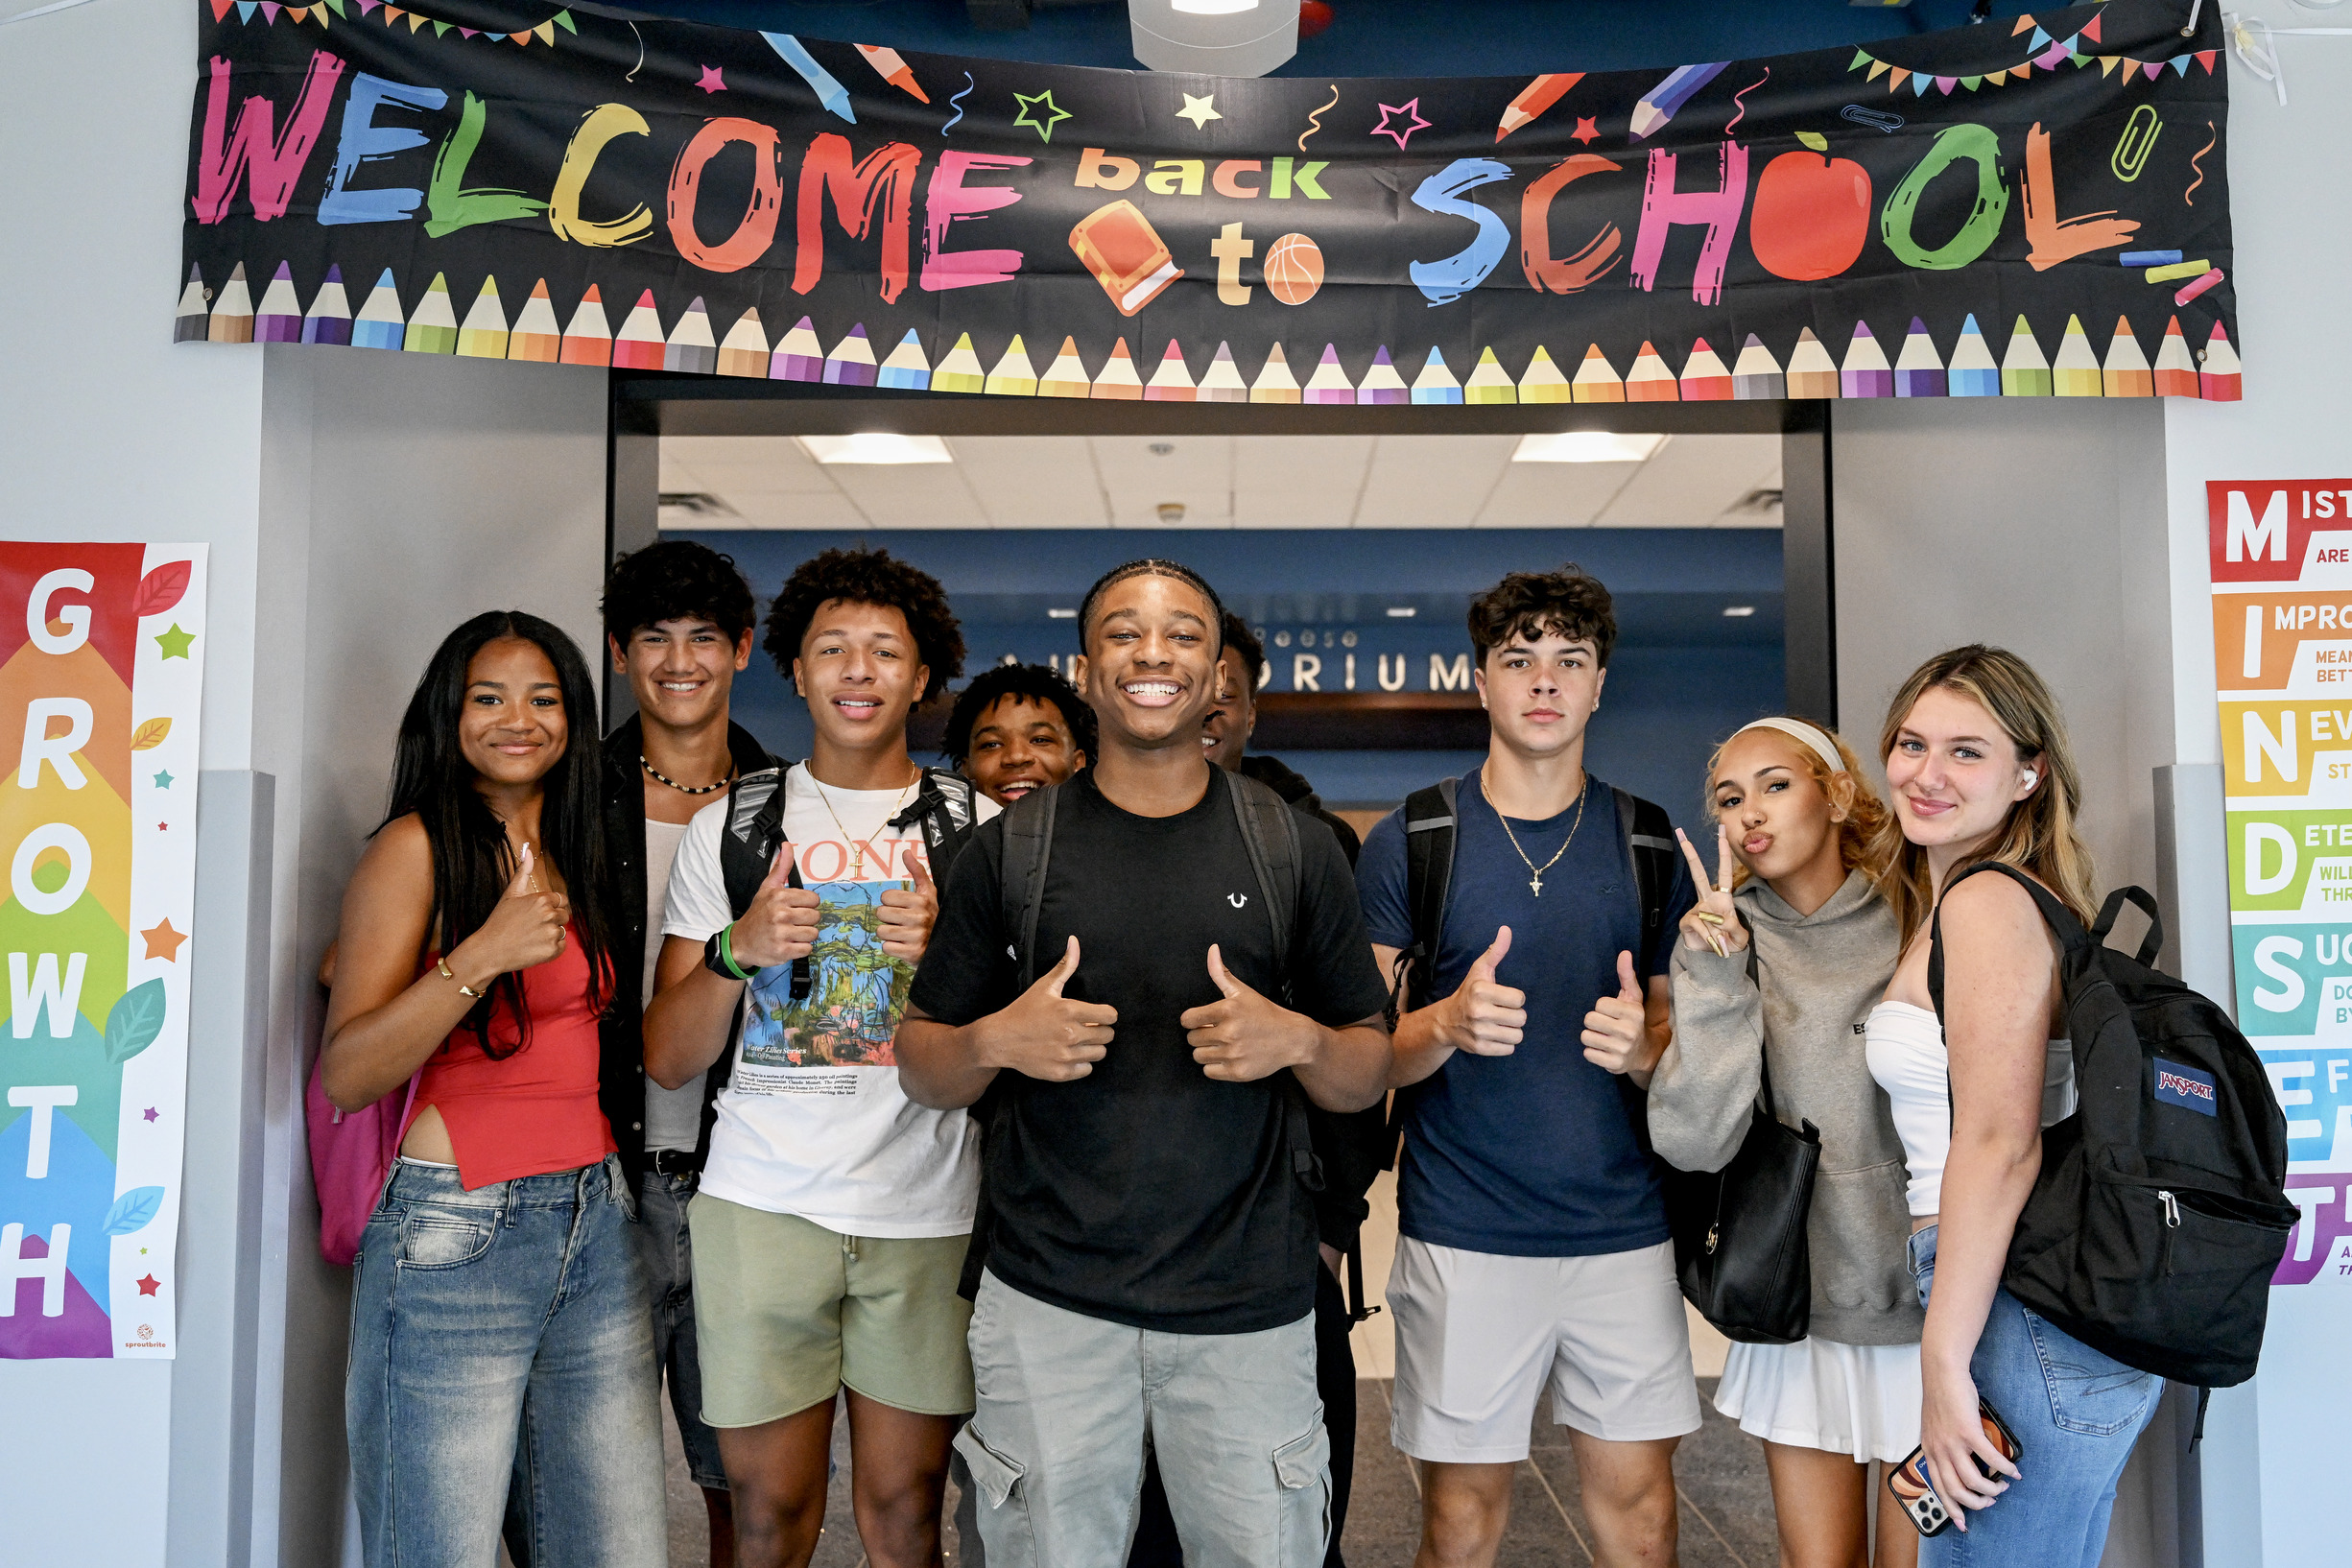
xmin=1749 ymin=149 xmax=1872 ymax=281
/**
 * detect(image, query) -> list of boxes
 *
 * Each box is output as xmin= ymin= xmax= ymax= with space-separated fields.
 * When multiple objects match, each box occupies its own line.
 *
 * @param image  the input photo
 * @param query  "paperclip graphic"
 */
xmin=1840 ymin=104 xmax=1905 ymax=133
xmin=2111 ymin=105 xmax=2162 ymax=183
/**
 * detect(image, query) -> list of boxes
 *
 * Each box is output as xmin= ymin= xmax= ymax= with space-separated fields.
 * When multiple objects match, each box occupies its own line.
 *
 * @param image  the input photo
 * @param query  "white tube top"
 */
xmin=1863 ymin=1000 xmax=2078 ymax=1217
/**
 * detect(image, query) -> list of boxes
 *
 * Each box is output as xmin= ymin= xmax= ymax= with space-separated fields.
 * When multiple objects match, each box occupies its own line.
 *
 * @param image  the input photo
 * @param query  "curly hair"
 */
xmin=602 ymin=540 xmax=756 ymax=647
xmin=1220 ymin=612 xmax=1268 ymax=696
xmin=940 ymin=663 xmax=1097 ymax=764
xmin=761 ymin=547 xmax=965 ymax=702
xmin=1703 ymin=719 xmax=1889 ymax=889
xmin=1466 ymin=564 xmax=1618 ymax=667
xmin=1077 ymin=559 xmax=1225 ymax=653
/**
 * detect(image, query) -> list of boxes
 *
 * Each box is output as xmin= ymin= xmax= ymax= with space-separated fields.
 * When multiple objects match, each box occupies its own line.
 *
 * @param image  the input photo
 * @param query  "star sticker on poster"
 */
xmin=154 ymin=770 xmax=175 ymax=789
xmin=1570 ymin=116 xmax=1601 ymax=144
xmin=697 ymin=65 xmax=725 ymax=93
xmin=154 ymin=624 xmax=195 ymax=659
xmin=1372 ymin=98 xmax=1432 ymax=150
xmin=1176 ymin=92 xmax=1222 ymax=130
xmin=137 ymin=1274 xmax=161 ymax=1297
xmin=1013 ymin=88 xmax=1071 ymax=143
xmin=143 ymin=1107 xmax=159 ymax=1123
xmin=142 ymin=917 xmax=188 ymax=962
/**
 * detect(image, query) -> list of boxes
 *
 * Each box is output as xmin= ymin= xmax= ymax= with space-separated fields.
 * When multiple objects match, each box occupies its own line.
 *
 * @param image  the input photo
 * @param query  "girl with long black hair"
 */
xmin=321 ymin=611 xmax=664 ymax=1568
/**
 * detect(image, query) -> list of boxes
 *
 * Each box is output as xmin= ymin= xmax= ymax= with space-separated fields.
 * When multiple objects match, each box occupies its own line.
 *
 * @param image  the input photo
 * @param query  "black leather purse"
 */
xmin=1663 ymin=1050 xmax=1822 ymax=1344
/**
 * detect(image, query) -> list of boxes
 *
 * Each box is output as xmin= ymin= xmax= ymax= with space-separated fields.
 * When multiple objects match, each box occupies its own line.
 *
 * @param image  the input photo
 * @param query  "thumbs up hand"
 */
xmin=1182 ymin=944 xmax=1321 ymax=1082
xmin=1435 ymin=927 xmax=1527 ymax=1057
xmin=453 ymin=841 xmax=569 ymax=979
xmin=877 ymin=850 xmax=939 ymax=962
xmin=972 ymin=936 xmax=1119 ymax=1081
xmin=727 ymin=844 xmax=821 ymax=970
xmin=1581 ymin=951 xmax=1658 ymax=1078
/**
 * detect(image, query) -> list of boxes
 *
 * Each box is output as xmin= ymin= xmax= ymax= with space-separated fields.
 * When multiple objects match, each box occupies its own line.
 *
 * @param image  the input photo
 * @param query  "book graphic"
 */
xmin=1070 ymin=201 xmax=1183 ymax=317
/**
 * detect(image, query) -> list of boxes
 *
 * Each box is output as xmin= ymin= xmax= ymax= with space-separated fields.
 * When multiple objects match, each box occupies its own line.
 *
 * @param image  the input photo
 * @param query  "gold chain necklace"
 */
xmin=1484 ymin=768 xmax=1588 ymax=897
xmin=807 ymin=766 xmax=920 ymax=878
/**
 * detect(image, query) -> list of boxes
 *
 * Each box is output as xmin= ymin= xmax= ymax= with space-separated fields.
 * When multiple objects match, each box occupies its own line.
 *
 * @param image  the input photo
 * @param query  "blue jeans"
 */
xmin=347 ymin=1155 xmax=666 ymax=1568
xmin=1908 ymin=1224 xmax=2161 ymax=1568
xmin=634 ymin=1169 xmax=729 ymax=1490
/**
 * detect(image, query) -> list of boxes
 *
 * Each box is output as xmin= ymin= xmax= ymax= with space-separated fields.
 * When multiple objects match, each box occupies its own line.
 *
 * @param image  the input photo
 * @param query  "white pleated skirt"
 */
xmin=1711 ymin=1336 xmax=1922 ymax=1463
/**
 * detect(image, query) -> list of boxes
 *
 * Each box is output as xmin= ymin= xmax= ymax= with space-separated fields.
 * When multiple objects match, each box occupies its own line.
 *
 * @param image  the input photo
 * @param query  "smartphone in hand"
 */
xmin=1888 ymin=1399 xmax=2024 ymax=1538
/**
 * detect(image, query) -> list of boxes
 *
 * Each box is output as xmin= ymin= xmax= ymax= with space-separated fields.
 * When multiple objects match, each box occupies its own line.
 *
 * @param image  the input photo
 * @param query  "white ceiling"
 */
xmin=657 ymin=433 xmax=1785 ymax=532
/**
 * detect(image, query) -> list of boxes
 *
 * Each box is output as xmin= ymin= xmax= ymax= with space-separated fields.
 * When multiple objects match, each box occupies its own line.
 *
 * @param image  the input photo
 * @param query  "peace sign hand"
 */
xmin=1675 ymin=826 xmax=1747 ymax=958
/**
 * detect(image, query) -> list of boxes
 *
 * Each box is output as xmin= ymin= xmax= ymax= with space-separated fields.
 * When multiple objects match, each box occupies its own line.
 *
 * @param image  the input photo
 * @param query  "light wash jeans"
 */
xmin=1909 ymin=1224 xmax=2162 ymax=1568
xmin=954 ymin=1271 xmax=1328 ymax=1568
xmin=347 ymin=1154 xmax=666 ymax=1568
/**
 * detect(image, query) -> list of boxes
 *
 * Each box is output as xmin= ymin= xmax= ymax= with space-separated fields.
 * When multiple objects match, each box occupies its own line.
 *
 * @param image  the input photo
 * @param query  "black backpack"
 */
xmin=1929 ymin=863 xmax=2296 ymax=1390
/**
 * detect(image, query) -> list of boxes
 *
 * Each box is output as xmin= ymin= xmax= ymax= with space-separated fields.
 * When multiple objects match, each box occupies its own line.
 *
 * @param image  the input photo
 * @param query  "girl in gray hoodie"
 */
xmin=1649 ymin=718 xmax=1921 ymax=1568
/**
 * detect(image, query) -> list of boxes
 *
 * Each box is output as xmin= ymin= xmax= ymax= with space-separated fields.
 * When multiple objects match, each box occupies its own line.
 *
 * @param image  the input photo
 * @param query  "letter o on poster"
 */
xmin=12 ymin=823 xmax=92 ymax=917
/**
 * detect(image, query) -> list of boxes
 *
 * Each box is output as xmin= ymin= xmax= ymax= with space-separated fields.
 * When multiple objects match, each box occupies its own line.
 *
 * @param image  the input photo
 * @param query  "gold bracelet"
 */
xmin=437 ymin=957 xmax=484 ymax=1000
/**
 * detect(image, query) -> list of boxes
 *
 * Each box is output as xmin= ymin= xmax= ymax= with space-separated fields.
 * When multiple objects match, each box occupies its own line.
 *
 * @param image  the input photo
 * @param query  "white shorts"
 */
xmin=1712 ymin=1336 xmax=1921 ymax=1463
xmin=1387 ymin=1237 xmax=1700 ymax=1462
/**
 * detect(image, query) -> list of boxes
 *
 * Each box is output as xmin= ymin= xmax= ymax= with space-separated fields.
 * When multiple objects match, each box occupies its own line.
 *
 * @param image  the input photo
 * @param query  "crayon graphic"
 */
xmin=1625 ymin=342 xmax=1679 ymax=403
xmin=823 ymin=323 xmax=879 ymax=387
xmin=763 ymin=33 xmax=855 ymax=123
xmin=878 ymin=328 xmax=934 ymax=391
xmin=665 ymin=297 xmax=718 ymax=376
xmin=717 ymin=309 xmax=770 ymax=378
xmin=1093 ymin=338 xmax=1146 ymax=400
xmin=1893 ymin=318 xmax=1945 ymax=398
xmin=1465 ymin=347 xmax=1518 ymax=406
xmin=302 ymin=264 xmax=353 ymax=346
xmin=612 ymin=290 xmax=668 ymax=370
xmin=558 ymin=284 xmax=613 ymax=367
xmin=1730 ymin=334 xmax=1785 ymax=400
xmin=2198 ymin=321 xmax=2241 ymax=401
xmin=854 ymin=43 xmax=928 ymax=103
xmin=456 ymin=276 xmax=511 ymax=360
xmin=401 ymin=273 xmax=459 ymax=355
xmin=1999 ymin=317 xmax=2051 ymax=396
xmin=2120 ymin=249 xmax=2182 ymax=267
xmin=1518 ymin=345 xmax=1571 ymax=405
xmin=1038 ymin=337 xmax=1093 ymax=398
xmin=1570 ymin=344 xmax=1626 ymax=405
xmin=985 ymin=334 xmax=1039 ymax=396
xmin=1199 ymin=342 xmax=1250 ymax=404
xmin=2152 ymin=316 xmax=2199 ymax=398
xmin=1302 ymin=344 xmax=1354 ymax=406
xmin=1678 ymin=338 xmax=1733 ymax=401
xmin=1630 ymin=63 xmax=1727 ymax=140
xmin=1498 ymin=73 xmax=1584 ymax=141
xmin=1356 ymin=346 xmax=1409 ymax=406
xmin=1786 ymin=327 xmax=1840 ymax=399
xmin=2145 ymin=259 xmax=2210 ymax=285
xmin=254 ymin=262 xmax=304 ymax=344
xmin=2175 ymin=268 xmax=2225 ymax=306
xmin=1148 ymin=341 xmax=1200 ymax=403
xmin=1247 ymin=343 xmax=1300 ymax=404
xmin=2052 ymin=314 xmax=2103 ymax=396
xmin=353 ymin=269 xmax=407 ymax=351
xmin=1947 ymin=314 xmax=2000 ymax=397
xmin=174 ymin=264 xmax=210 ymax=344
xmin=208 ymin=261 xmax=255 ymax=344
xmin=1411 ymin=346 xmax=1462 ymax=405
xmin=508 ymin=280 xmax=561 ymax=363
xmin=933 ymin=332 xmax=987 ymax=394
xmin=2101 ymin=316 xmax=2151 ymax=397
xmin=1839 ymin=321 xmax=1891 ymax=398
xmin=771 ymin=316 xmax=826 ymax=382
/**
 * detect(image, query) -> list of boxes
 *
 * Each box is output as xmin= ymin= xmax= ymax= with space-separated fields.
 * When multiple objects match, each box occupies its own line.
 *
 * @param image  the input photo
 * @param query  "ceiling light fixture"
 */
xmin=1130 ymin=0 xmax=1299 ymax=77
xmin=1722 ymin=606 xmax=1757 ymax=617
xmin=1511 ymin=432 xmax=1668 ymax=463
xmin=1048 ymin=607 xmax=1078 ymax=619
xmin=1386 ymin=606 xmax=1417 ymax=618
xmin=797 ymin=433 xmax=953 ymax=465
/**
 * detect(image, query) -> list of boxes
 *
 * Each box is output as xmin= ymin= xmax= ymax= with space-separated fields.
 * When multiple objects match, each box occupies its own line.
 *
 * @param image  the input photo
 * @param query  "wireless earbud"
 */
xmin=2021 ymin=771 xmax=2038 ymax=789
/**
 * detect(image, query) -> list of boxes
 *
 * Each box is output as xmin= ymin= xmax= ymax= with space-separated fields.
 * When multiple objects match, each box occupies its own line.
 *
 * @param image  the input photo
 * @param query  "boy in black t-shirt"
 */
xmin=899 ymin=561 xmax=1391 ymax=1568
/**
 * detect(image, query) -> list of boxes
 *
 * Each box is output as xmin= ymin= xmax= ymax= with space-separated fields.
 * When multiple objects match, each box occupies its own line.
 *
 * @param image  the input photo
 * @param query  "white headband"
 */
xmin=1730 ymin=717 xmax=1847 ymax=777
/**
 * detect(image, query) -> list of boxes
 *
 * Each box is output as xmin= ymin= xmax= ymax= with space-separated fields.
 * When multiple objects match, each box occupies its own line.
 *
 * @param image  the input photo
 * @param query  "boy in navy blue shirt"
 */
xmin=1359 ymin=566 xmax=1698 ymax=1568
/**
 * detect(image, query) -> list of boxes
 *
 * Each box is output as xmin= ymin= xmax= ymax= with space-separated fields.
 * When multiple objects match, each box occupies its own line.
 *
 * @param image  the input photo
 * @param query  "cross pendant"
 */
xmin=1529 ymin=873 xmax=1543 ymax=896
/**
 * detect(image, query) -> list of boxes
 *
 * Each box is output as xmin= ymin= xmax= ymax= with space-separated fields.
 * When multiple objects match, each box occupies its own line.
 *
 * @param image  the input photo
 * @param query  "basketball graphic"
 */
xmin=1264 ymin=233 xmax=1324 ymax=306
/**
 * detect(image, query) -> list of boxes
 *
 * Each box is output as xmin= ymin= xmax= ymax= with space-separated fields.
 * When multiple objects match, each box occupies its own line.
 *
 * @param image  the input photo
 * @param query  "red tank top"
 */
xmin=405 ymin=927 xmax=615 ymax=1188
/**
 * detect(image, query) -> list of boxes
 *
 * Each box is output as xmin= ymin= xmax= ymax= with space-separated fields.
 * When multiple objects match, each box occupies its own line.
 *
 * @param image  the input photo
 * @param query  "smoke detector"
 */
xmin=1157 ymin=502 xmax=1187 ymax=525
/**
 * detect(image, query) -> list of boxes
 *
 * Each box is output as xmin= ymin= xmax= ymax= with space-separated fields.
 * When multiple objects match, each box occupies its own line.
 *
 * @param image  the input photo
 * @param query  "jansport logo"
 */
xmin=2152 ymin=1057 xmax=2220 ymax=1117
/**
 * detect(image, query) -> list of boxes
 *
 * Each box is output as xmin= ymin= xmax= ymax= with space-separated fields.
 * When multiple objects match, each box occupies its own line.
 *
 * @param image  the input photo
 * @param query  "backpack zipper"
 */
xmin=2158 ymin=1189 xmax=2180 ymax=1276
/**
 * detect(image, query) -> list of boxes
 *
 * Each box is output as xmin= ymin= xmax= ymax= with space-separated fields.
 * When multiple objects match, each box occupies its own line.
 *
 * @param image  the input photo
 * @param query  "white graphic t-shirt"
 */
xmin=661 ymin=764 xmax=993 ymax=1236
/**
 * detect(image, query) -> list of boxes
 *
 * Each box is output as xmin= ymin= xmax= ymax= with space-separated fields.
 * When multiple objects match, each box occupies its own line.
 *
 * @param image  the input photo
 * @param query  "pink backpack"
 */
xmin=305 ymin=1054 xmax=418 ymax=1266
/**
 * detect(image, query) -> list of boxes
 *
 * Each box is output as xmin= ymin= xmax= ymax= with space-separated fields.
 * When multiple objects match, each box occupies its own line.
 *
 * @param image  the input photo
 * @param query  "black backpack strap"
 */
xmin=999 ymin=783 xmax=1060 ymax=989
xmin=1614 ymin=785 xmax=1678 ymax=965
xmin=1390 ymin=777 xmax=1461 ymax=1029
xmin=1926 ymin=861 xmax=2088 ymax=1021
xmin=718 ymin=765 xmax=811 ymax=1001
xmin=1227 ymin=772 xmax=1322 ymax=1193
xmin=894 ymin=767 xmax=982 ymax=883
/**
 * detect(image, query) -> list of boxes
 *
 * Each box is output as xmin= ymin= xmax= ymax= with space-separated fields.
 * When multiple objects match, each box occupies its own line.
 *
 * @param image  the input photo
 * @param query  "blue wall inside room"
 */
xmin=676 ymin=526 xmax=1784 ymax=826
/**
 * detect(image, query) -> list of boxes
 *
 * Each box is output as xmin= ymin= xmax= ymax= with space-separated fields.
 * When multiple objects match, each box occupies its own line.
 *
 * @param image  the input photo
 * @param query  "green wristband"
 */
xmin=708 ymin=924 xmax=752 ymax=983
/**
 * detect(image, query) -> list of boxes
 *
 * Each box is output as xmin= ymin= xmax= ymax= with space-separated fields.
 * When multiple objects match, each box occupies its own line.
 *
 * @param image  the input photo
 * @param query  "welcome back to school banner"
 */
xmin=181 ymin=0 xmax=2236 ymax=405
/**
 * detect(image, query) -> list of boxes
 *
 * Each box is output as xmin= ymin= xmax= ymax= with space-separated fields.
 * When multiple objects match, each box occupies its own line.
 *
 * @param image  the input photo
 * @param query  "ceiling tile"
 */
xmin=1353 ymin=436 xmax=1520 ymax=529
xmin=662 ymin=436 xmax=836 ymax=495
xmin=1474 ymin=462 xmax=1641 ymax=527
xmin=949 ymin=437 xmax=1110 ymax=528
xmin=664 ymin=491 xmax=869 ymax=532
xmin=1093 ymin=435 xmax=1232 ymax=528
xmin=1592 ymin=434 xmax=1784 ymax=528
xmin=1232 ymin=436 xmax=1373 ymax=528
xmin=816 ymin=463 xmax=990 ymax=528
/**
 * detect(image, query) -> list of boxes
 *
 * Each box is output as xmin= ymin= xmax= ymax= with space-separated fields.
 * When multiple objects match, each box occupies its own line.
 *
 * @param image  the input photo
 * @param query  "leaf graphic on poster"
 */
xmin=106 ymin=980 xmax=167 ymax=1065
xmin=103 ymin=1187 xmax=167 ymax=1237
xmin=134 ymin=561 xmax=192 ymax=618
xmin=131 ymin=718 xmax=173 ymax=751
xmin=1795 ymin=131 xmax=1829 ymax=151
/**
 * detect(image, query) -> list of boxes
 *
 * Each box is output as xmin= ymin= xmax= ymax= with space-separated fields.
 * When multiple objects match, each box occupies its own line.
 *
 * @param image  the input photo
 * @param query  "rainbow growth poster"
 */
xmin=1 ymin=546 xmax=207 ymax=1358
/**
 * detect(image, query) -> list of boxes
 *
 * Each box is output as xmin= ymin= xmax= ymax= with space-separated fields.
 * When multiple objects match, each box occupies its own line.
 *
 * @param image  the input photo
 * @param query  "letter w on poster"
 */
xmin=0 ymin=546 xmax=206 ymax=1358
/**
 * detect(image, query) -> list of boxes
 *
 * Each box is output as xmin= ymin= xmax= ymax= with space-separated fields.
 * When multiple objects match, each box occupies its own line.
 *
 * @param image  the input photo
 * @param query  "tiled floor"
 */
xmin=656 ymin=1377 xmax=1776 ymax=1568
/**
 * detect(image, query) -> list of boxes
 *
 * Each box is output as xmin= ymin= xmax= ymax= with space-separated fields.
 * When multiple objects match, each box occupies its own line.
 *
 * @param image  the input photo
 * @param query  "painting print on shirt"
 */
xmin=741 ymin=834 xmax=920 ymax=1074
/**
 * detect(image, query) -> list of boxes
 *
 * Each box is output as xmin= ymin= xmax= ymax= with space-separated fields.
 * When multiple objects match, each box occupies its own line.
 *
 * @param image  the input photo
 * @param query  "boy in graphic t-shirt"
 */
xmin=645 ymin=548 xmax=994 ymax=1568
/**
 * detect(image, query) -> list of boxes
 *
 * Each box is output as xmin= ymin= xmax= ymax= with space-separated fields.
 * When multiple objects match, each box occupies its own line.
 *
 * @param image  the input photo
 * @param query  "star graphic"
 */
xmin=137 ymin=1273 xmax=161 ymax=1297
xmin=142 ymin=917 xmax=188 ymax=962
xmin=154 ymin=770 xmax=175 ymax=789
xmin=1570 ymin=116 xmax=1600 ymax=145
xmin=1372 ymin=97 xmax=1433 ymax=150
xmin=143 ymin=1107 xmax=158 ymax=1123
xmin=696 ymin=65 xmax=725 ymax=94
xmin=154 ymin=624 xmax=195 ymax=659
xmin=1176 ymin=92 xmax=1222 ymax=130
xmin=157 ymin=821 xmax=168 ymax=832
xmin=1012 ymin=88 xmax=1071 ymax=144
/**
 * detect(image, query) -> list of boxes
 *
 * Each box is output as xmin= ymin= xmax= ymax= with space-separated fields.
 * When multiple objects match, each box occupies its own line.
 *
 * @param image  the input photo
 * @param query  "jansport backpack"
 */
xmin=1929 ymin=863 xmax=2296 ymax=1390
